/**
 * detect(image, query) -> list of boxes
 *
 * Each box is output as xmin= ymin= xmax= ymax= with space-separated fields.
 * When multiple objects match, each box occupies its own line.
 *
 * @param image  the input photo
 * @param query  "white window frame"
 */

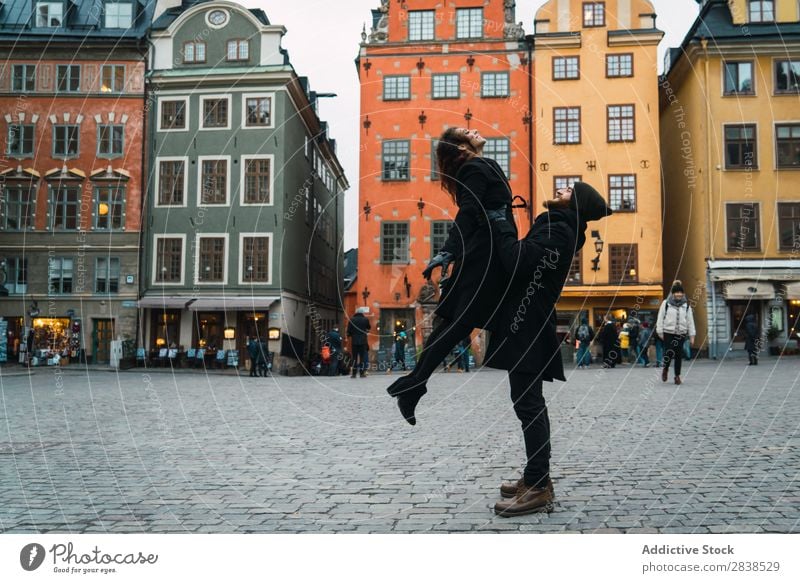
xmin=152 ymin=233 xmax=187 ymax=286
xmin=194 ymin=232 xmax=230 ymax=286
xmin=154 ymin=156 xmax=189 ymax=208
xmin=199 ymin=94 xmax=232 ymax=131
xmin=197 ymin=155 xmax=232 ymax=207
xmin=239 ymin=154 xmax=275 ymax=207
xmin=157 ymin=96 xmax=190 ymax=132
xmin=35 ymin=1 xmax=63 ymax=27
xmin=238 ymin=232 xmax=274 ymax=285
xmin=104 ymin=2 xmax=133 ymax=29
xmin=241 ymin=92 xmax=275 ymax=129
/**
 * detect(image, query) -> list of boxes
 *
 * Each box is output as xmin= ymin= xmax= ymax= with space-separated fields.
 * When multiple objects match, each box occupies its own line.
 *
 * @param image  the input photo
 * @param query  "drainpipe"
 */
xmin=701 ymin=38 xmax=717 ymax=359
xmin=708 ymin=265 xmax=717 ymax=359
xmin=526 ymin=35 xmax=534 ymax=226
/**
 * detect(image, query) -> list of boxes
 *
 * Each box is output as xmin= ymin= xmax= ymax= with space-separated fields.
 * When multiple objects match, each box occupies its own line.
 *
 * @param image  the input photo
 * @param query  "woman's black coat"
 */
xmin=483 ymin=208 xmax=587 ymax=380
xmin=743 ymin=314 xmax=759 ymax=354
xmin=435 ymin=156 xmax=517 ymax=331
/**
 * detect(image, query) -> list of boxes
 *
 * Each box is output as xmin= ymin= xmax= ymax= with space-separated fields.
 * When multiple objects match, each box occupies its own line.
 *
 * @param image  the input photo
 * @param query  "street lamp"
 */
xmin=591 ymin=231 xmax=604 ymax=272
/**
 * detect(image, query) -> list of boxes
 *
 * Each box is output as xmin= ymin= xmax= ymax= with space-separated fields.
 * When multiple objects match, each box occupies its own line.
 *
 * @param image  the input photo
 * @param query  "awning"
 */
xmin=188 ymin=297 xmax=280 ymax=311
xmin=723 ymin=281 xmax=776 ymax=300
xmin=711 ymin=269 xmax=800 ymax=282
xmin=785 ymin=282 xmax=800 ymax=300
xmin=138 ymin=296 xmax=190 ymax=309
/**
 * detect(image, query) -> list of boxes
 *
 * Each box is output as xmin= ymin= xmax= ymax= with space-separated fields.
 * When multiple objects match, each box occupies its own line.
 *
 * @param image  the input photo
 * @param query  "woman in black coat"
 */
xmin=743 ymin=313 xmax=759 ymax=365
xmin=599 ymin=317 xmax=620 ymax=368
xmin=387 ymin=127 xmax=517 ymax=424
xmin=484 ymin=182 xmax=612 ymax=517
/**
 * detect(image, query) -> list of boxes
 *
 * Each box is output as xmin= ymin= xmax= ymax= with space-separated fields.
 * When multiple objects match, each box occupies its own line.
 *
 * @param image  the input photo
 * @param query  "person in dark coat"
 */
xmin=743 ymin=313 xmax=760 ymax=365
xmin=246 ymin=338 xmax=259 ymax=378
xmin=482 ymin=181 xmax=612 ymax=517
xmin=326 ymin=327 xmax=343 ymax=376
xmin=599 ymin=317 xmax=619 ymax=368
xmin=387 ymin=127 xmax=517 ymax=421
xmin=347 ymin=309 xmax=371 ymax=378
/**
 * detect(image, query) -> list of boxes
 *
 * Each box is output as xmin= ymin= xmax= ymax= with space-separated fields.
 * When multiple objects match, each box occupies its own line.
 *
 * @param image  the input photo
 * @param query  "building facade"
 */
xmin=0 ymin=0 xmax=154 ymax=364
xmin=660 ymin=0 xmax=800 ymax=357
xmin=356 ymin=0 xmax=530 ymax=366
xmin=533 ymin=0 xmax=665 ymax=335
xmin=141 ymin=0 xmax=347 ymax=374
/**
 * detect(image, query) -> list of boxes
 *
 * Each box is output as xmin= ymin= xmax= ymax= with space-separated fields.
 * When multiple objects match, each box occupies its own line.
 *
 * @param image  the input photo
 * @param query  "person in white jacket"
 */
xmin=656 ymin=280 xmax=696 ymax=385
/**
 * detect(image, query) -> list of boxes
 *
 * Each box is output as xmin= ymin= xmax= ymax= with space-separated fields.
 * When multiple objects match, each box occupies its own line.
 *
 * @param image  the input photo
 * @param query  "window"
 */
xmin=244 ymin=96 xmax=271 ymax=126
xmin=749 ymin=0 xmax=774 ymax=22
xmin=97 ymin=125 xmax=124 ymax=157
xmin=554 ymin=176 xmax=581 ymax=197
xmin=94 ymin=186 xmax=124 ymax=230
xmin=226 ymin=39 xmax=249 ymax=61
xmin=554 ymin=107 xmax=581 ymax=144
xmin=1 ymin=186 xmax=35 ymax=230
xmin=484 ymin=138 xmax=510 ymax=178
xmin=608 ymin=105 xmax=635 ymax=142
xmin=160 ymin=100 xmax=186 ymax=130
xmin=606 ymin=54 xmax=633 ymax=78
xmin=53 ymin=125 xmax=79 ymax=157
xmin=243 ymin=158 xmax=271 ymax=204
xmin=158 ymin=160 xmax=185 ymax=206
xmin=200 ymin=159 xmax=228 ymax=205
xmin=381 ymin=222 xmax=409 ymax=264
xmin=726 ymin=203 xmax=760 ymax=251
xmin=775 ymin=60 xmax=800 ymax=93
xmin=724 ymin=124 xmax=757 ymax=169
xmin=408 ymin=10 xmax=435 ymax=41
xmin=105 ymin=2 xmax=133 ymax=28
xmin=202 ymin=98 xmax=229 ymax=128
xmin=431 ymin=220 xmax=453 ymax=257
xmin=609 ymin=175 xmax=636 ymax=212
xmin=382 ymin=140 xmax=410 ymax=181
xmin=456 ymin=7 xmax=483 ymax=39
xmin=198 ymin=237 xmax=226 ymax=283
xmin=100 ymin=65 xmax=125 ymax=92
xmin=383 ymin=76 xmax=411 ymax=101
xmin=553 ymin=57 xmax=579 ymax=80
xmin=12 ymin=64 xmax=36 ymax=92
xmin=776 ymin=124 xmax=800 ymax=168
xmin=36 ymin=2 xmax=63 ymax=27
xmin=583 ymin=2 xmax=605 ymax=27
xmin=242 ymin=236 xmax=270 ymax=283
xmin=50 ymin=185 xmax=80 ymax=230
xmin=724 ymin=61 xmax=754 ymax=95
xmin=431 ymin=139 xmax=440 ymax=180
xmin=432 ymin=73 xmax=459 ymax=99
xmin=95 ymin=258 xmax=120 ymax=294
xmin=7 ymin=125 xmax=34 ymax=157
xmin=5 ymin=258 xmax=27 ymax=294
xmin=778 ymin=203 xmax=800 ymax=251
xmin=48 ymin=257 xmax=73 ymax=294
xmin=183 ymin=41 xmax=206 ymax=63
xmin=609 ymin=244 xmax=638 ymax=284
xmin=481 ymin=72 xmax=509 ymax=97
xmin=155 ymin=237 xmax=183 ymax=283
xmin=566 ymin=250 xmax=582 ymax=285
xmin=56 ymin=65 xmax=80 ymax=92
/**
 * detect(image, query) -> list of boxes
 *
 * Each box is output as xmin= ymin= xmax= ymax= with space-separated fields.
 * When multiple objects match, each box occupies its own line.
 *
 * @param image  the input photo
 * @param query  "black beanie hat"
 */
xmin=671 ymin=280 xmax=684 ymax=294
xmin=569 ymin=182 xmax=613 ymax=222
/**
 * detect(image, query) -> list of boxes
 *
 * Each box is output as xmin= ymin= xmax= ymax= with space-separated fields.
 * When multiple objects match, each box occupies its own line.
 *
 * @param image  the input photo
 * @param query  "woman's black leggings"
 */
xmin=508 ymin=371 xmax=551 ymax=489
xmin=411 ymin=317 xmax=473 ymax=382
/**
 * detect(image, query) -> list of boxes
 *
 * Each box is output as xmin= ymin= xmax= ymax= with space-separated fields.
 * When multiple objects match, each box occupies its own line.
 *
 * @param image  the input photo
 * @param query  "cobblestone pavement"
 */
xmin=0 ymin=358 xmax=798 ymax=533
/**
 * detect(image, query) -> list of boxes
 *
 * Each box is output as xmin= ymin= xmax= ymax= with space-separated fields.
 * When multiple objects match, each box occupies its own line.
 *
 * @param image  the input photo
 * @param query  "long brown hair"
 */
xmin=436 ymin=127 xmax=476 ymax=202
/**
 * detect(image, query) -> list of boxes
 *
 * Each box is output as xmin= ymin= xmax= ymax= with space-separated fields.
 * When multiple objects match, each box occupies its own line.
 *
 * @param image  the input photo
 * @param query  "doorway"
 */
xmin=92 ymin=318 xmax=115 ymax=364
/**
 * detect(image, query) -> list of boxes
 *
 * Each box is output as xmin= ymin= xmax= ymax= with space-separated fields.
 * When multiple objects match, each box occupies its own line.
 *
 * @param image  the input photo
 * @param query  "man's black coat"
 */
xmin=347 ymin=313 xmax=371 ymax=347
xmin=483 ymin=208 xmax=587 ymax=380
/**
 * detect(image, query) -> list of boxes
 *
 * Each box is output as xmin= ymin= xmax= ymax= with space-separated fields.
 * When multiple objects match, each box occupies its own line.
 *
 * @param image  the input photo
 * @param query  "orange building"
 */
xmin=356 ymin=0 xmax=531 ymax=366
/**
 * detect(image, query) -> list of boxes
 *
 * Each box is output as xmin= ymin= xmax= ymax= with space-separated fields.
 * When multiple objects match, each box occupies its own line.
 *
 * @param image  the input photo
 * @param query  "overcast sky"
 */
xmin=253 ymin=0 xmax=701 ymax=249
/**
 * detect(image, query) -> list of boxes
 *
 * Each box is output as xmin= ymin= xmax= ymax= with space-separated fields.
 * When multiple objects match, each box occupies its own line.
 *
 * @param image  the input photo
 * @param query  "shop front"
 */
xmin=29 ymin=316 xmax=81 ymax=366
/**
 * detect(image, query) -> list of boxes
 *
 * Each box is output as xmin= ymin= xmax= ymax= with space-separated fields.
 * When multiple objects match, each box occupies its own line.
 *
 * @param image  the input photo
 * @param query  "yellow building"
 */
xmin=660 ymin=0 xmax=800 ymax=358
xmin=533 ymin=0 xmax=665 ymax=336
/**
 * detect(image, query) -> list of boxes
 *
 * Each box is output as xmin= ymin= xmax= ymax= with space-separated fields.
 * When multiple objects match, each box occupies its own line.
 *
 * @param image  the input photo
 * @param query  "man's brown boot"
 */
xmin=500 ymin=477 xmax=554 ymax=499
xmin=494 ymin=483 xmax=555 ymax=517
xmin=661 ymin=366 xmax=668 ymax=383
xmin=674 ymin=375 xmax=682 ymax=385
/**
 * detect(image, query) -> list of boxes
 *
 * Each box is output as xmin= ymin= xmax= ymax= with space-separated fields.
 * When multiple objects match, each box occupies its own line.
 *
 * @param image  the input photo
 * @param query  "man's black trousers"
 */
xmin=508 ymin=371 xmax=551 ymax=489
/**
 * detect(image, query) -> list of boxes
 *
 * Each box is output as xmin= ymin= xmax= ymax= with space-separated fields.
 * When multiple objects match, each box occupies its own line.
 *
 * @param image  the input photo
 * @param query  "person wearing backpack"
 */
xmin=599 ymin=316 xmax=619 ymax=368
xmin=575 ymin=317 xmax=594 ymax=369
xmin=656 ymin=280 xmax=696 ymax=385
xmin=636 ymin=321 xmax=653 ymax=367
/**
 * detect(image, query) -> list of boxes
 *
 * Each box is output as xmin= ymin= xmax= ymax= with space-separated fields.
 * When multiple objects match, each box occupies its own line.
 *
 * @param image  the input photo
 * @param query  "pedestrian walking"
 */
xmin=246 ymin=337 xmax=259 ymax=377
xmin=575 ymin=317 xmax=594 ymax=368
xmin=628 ymin=318 xmax=640 ymax=363
xmin=391 ymin=330 xmax=408 ymax=372
xmin=457 ymin=336 xmax=471 ymax=372
xmin=743 ymin=313 xmax=760 ymax=365
xmin=326 ymin=327 xmax=343 ymax=376
xmin=347 ymin=308 xmax=371 ymax=377
xmin=654 ymin=330 xmax=664 ymax=367
xmin=257 ymin=340 xmax=270 ymax=376
xmin=619 ymin=323 xmax=631 ymax=363
xmin=636 ymin=322 xmax=652 ymax=367
xmin=656 ymin=280 xmax=696 ymax=385
xmin=386 ymin=127 xmax=517 ymax=418
xmin=599 ymin=316 xmax=618 ymax=368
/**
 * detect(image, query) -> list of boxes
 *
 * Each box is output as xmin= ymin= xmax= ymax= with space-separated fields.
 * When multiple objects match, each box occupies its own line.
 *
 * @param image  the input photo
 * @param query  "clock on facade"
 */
xmin=207 ymin=10 xmax=227 ymax=27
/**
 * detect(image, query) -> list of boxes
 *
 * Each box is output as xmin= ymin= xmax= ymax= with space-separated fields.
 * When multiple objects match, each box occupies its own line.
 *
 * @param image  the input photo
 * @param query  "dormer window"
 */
xmin=226 ymin=40 xmax=249 ymax=62
xmin=105 ymin=2 xmax=133 ymax=29
xmin=183 ymin=41 xmax=206 ymax=64
xmin=35 ymin=2 xmax=63 ymax=27
xmin=582 ymin=2 xmax=605 ymax=27
xmin=748 ymin=0 xmax=774 ymax=23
